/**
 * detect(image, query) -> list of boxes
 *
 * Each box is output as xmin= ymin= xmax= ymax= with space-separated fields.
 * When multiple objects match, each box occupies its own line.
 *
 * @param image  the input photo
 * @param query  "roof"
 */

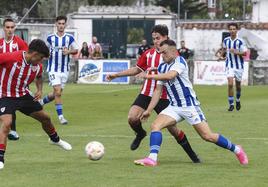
xmin=179 ymin=21 xmax=268 ymax=30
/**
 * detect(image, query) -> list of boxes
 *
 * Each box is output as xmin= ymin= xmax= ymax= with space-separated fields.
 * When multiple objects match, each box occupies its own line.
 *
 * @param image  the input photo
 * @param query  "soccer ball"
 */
xmin=85 ymin=141 xmax=105 ymax=161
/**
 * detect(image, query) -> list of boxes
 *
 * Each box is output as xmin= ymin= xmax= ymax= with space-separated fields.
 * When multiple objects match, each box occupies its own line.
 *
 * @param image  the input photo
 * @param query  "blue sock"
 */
xmin=236 ymin=91 xmax=241 ymax=102
xmin=55 ymin=104 xmax=63 ymax=116
xmin=43 ymin=95 xmax=51 ymax=104
xmin=215 ymin=134 xmax=235 ymax=152
xmin=228 ymin=96 xmax=234 ymax=105
xmin=150 ymin=131 xmax=162 ymax=154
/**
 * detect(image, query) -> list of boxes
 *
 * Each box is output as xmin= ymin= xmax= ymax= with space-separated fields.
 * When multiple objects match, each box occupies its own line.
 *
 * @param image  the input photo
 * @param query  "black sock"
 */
xmin=11 ymin=113 xmax=16 ymax=131
xmin=0 ymin=150 xmax=5 ymax=163
xmin=177 ymin=133 xmax=199 ymax=162
xmin=49 ymin=132 xmax=60 ymax=143
xmin=129 ymin=122 xmax=146 ymax=135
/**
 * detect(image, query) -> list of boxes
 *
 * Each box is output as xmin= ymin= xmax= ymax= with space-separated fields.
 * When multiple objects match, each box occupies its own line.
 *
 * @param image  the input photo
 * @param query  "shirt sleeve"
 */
xmin=136 ymin=51 xmax=148 ymax=71
xmin=0 ymin=51 xmax=19 ymax=66
xmin=17 ymin=37 xmax=29 ymax=50
xmin=239 ymin=39 xmax=247 ymax=53
xmin=170 ymin=57 xmax=186 ymax=75
xmin=69 ymin=36 xmax=79 ymax=50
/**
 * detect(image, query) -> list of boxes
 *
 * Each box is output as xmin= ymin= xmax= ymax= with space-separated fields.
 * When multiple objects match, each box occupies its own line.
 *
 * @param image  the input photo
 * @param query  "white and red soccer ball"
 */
xmin=85 ymin=141 xmax=105 ymax=161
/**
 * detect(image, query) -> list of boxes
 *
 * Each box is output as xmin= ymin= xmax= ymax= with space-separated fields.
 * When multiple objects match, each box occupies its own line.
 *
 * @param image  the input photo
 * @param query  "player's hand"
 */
xmin=105 ymin=74 xmax=116 ymax=81
xmin=147 ymin=67 xmax=157 ymax=72
xmin=135 ymin=72 xmax=147 ymax=79
xmin=63 ymin=47 xmax=69 ymax=55
xmin=140 ymin=110 xmax=151 ymax=122
xmin=34 ymin=90 xmax=42 ymax=101
xmin=229 ymin=48 xmax=237 ymax=54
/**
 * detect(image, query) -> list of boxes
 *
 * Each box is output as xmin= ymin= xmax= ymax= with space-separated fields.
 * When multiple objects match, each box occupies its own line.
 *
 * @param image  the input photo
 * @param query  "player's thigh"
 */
xmin=154 ymin=99 xmax=169 ymax=114
xmin=234 ymin=69 xmax=243 ymax=82
xmin=18 ymin=94 xmax=43 ymax=116
xmin=151 ymin=114 xmax=177 ymax=131
xmin=60 ymin=72 xmax=69 ymax=89
xmin=49 ymin=72 xmax=61 ymax=87
xmin=181 ymin=106 xmax=206 ymax=125
xmin=160 ymin=105 xmax=183 ymax=123
xmin=0 ymin=98 xmax=16 ymax=126
xmin=129 ymin=94 xmax=150 ymax=120
xmin=226 ymin=68 xmax=234 ymax=80
xmin=30 ymin=109 xmax=50 ymax=123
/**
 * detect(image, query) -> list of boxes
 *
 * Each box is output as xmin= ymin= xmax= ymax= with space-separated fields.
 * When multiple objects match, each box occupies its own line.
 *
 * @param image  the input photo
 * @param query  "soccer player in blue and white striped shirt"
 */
xmin=40 ymin=16 xmax=78 ymax=124
xmin=134 ymin=39 xmax=248 ymax=167
xmin=222 ymin=23 xmax=247 ymax=111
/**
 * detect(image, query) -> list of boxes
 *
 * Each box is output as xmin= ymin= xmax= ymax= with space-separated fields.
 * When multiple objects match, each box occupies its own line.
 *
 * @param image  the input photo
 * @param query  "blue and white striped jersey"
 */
xmin=223 ymin=36 xmax=247 ymax=70
xmin=46 ymin=33 xmax=78 ymax=73
xmin=157 ymin=56 xmax=200 ymax=107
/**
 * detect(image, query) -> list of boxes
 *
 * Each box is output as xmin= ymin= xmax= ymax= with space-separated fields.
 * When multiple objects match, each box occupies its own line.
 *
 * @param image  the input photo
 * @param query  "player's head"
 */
xmin=159 ymin=39 xmax=177 ymax=64
xmin=151 ymin=24 xmax=169 ymax=50
xmin=27 ymin=39 xmax=50 ymax=64
xmin=228 ymin=23 xmax=239 ymax=37
xmin=92 ymin=36 xmax=98 ymax=44
xmin=180 ymin=40 xmax=185 ymax=47
xmin=56 ymin=15 xmax=67 ymax=33
xmin=3 ymin=18 xmax=15 ymax=39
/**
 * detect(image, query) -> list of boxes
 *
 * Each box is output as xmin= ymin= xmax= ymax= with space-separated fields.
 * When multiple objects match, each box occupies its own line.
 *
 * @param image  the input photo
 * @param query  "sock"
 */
xmin=215 ymin=134 xmax=235 ymax=152
xmin=228 ymin=96 xmax=234 ymax=105
xmin=129 ymin=121 xmax=146 ymax=135
xmin=43 ymin=95 xmax=52 ymax=105
xmin=49 ymin=128 xmax=60 ymax=143
xmin=148 ymin=131 xmax=162 ymax=161
xmin=0 ymin=144 xmax=6 ymax=163
xmin=176 ymin=131 xmax=199 ymax=162
xmin=56 ymin=104 xmax=63 ymax=117
xmin=236 ymin=91 xmax=241 ymax=102
xmin=11 ymin=113 xmax=16 ymax=131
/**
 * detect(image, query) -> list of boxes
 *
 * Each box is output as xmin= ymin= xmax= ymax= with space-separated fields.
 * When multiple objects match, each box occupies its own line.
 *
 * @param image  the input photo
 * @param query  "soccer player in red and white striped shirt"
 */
xmin=0 ymin=39 xmax=72 ymax=170
xmin=106 ymin=25 xmax=200 ymax=163
xmin=0 ymin=18 xmax=29 ymax=140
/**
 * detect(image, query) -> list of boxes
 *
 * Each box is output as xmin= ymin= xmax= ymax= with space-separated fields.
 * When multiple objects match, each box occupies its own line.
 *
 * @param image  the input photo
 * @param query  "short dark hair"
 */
xmin=228 ymin=23 xmax=239 ymax=29
xmin=151 ymin=24 xmax=169 ymax=36
xmin=160 ymin=39 xmax=176 ymax=47
xmin=3 ymin=18 xmax=14 ymax=26
xmin=56 ymin=15 xmax=67 ymax=22
xmin=28 ymin=39 xmax=50 ymax=58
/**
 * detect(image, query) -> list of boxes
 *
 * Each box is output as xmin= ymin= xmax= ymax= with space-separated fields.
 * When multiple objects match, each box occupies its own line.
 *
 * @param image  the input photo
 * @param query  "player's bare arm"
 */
xmin=34 ymin=76 xmax=43 ymax=101
xmin=63 ymin=47 xmax=78 ymax=55
xmin=146 ymin=70 xmax=177 ymax=81
xmin=106 ymin=67 xmax=142 ymax=81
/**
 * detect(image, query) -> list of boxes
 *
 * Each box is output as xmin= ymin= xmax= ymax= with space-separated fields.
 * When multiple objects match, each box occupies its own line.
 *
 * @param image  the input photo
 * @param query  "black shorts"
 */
xmin=132 ymin=94 xmax=169 ymax=114
xmin=0 ymin=94 xmax=42 ymax=116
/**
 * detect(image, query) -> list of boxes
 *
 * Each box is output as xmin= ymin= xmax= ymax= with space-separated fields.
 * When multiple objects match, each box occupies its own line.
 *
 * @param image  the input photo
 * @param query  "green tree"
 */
xmin=154 ymin=0 xmax=207 ymax=19
xmin=217 ymin=0 xmax=252 ymax=20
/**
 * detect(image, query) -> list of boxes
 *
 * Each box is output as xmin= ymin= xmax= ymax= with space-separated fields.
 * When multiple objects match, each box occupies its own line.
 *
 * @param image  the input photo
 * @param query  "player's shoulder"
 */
xmin=223 ymin=36 xmax=231 ymax=42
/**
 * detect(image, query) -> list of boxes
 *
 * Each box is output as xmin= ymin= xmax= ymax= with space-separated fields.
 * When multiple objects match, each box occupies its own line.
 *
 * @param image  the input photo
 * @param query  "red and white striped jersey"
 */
xmin=0 ymin=51 xmax=42 ymax=98
xmin=136 ymin=48 xmax=167 ymax=99
xmin=0 ymin=35 xmax=28 ymax=53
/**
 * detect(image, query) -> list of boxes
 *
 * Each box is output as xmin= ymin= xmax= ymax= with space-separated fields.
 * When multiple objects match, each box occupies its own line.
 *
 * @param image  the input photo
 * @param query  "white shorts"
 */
xmin=225 ymin=67 xmax=244 ymax=81
xmin=48 ymin=72 xmax=69 ymax=89
xmin=160 ymin=105 xmax=206 ymax=125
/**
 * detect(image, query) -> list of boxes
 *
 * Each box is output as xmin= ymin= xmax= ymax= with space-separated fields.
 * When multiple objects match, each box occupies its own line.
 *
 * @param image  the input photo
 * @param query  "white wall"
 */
xmin=72 ymin=19 xmax=93 ymax=48
xmin=155 ymin=19 xmax=176 ymax=40
xmin=252 ymin=0 xmax=268 ymax=23
xmin=177 ymin=27 xmax=268 ymax=60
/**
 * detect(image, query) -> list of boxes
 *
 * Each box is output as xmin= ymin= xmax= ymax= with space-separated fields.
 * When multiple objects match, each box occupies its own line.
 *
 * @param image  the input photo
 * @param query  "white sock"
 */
xmin=148 ymin=153 xmax=158 ymax=161
xmin=234 ymin=145 xmax=241 ymax=154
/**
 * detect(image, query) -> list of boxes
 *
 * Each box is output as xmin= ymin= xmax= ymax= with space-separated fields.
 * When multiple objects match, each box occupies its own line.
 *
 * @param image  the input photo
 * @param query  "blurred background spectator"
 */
xmin=91 ymin=43 xmax=103 ymax=60
xmin=78 ymin=42 xmax=90 ymax=59
xmin=178 ymin=40 xmax=192 ymax=60
xmin=137 ymin=39 xmax=150 ymax=58
xmin=89 ymin=36 xmax=102 ymax=55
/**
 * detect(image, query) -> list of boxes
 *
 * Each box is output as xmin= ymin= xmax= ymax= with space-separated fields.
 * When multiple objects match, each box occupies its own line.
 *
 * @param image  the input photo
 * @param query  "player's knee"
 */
xmin=0 ymin=121 xmax=12 ymax=134
xmin=128 ymin=115 xmax=140 ymax=125
xmin=54 ymin=92 xmax=62 ymax=97
xmin=228 ymin=84 xmax=233 ymax=89
xmin=151 ymin=122 xmax=161 ymax=131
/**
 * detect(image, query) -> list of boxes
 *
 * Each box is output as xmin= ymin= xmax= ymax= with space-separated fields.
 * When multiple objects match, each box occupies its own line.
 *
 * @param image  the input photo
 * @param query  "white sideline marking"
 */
xmin=21 ymin=133 xmax=268 ymax=141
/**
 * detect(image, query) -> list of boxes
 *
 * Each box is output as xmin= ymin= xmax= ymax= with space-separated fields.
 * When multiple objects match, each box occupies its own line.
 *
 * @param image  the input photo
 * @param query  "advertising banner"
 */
xmin=193 ymin=61 xmax=249 ymax=85
xmin=78 ymin=59 xmax=130 ymax=84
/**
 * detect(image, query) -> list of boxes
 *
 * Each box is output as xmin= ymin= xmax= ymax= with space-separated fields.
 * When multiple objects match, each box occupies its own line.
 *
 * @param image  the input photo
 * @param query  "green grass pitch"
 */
xmin=0 ymin=84 xmax=267 ymax=187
